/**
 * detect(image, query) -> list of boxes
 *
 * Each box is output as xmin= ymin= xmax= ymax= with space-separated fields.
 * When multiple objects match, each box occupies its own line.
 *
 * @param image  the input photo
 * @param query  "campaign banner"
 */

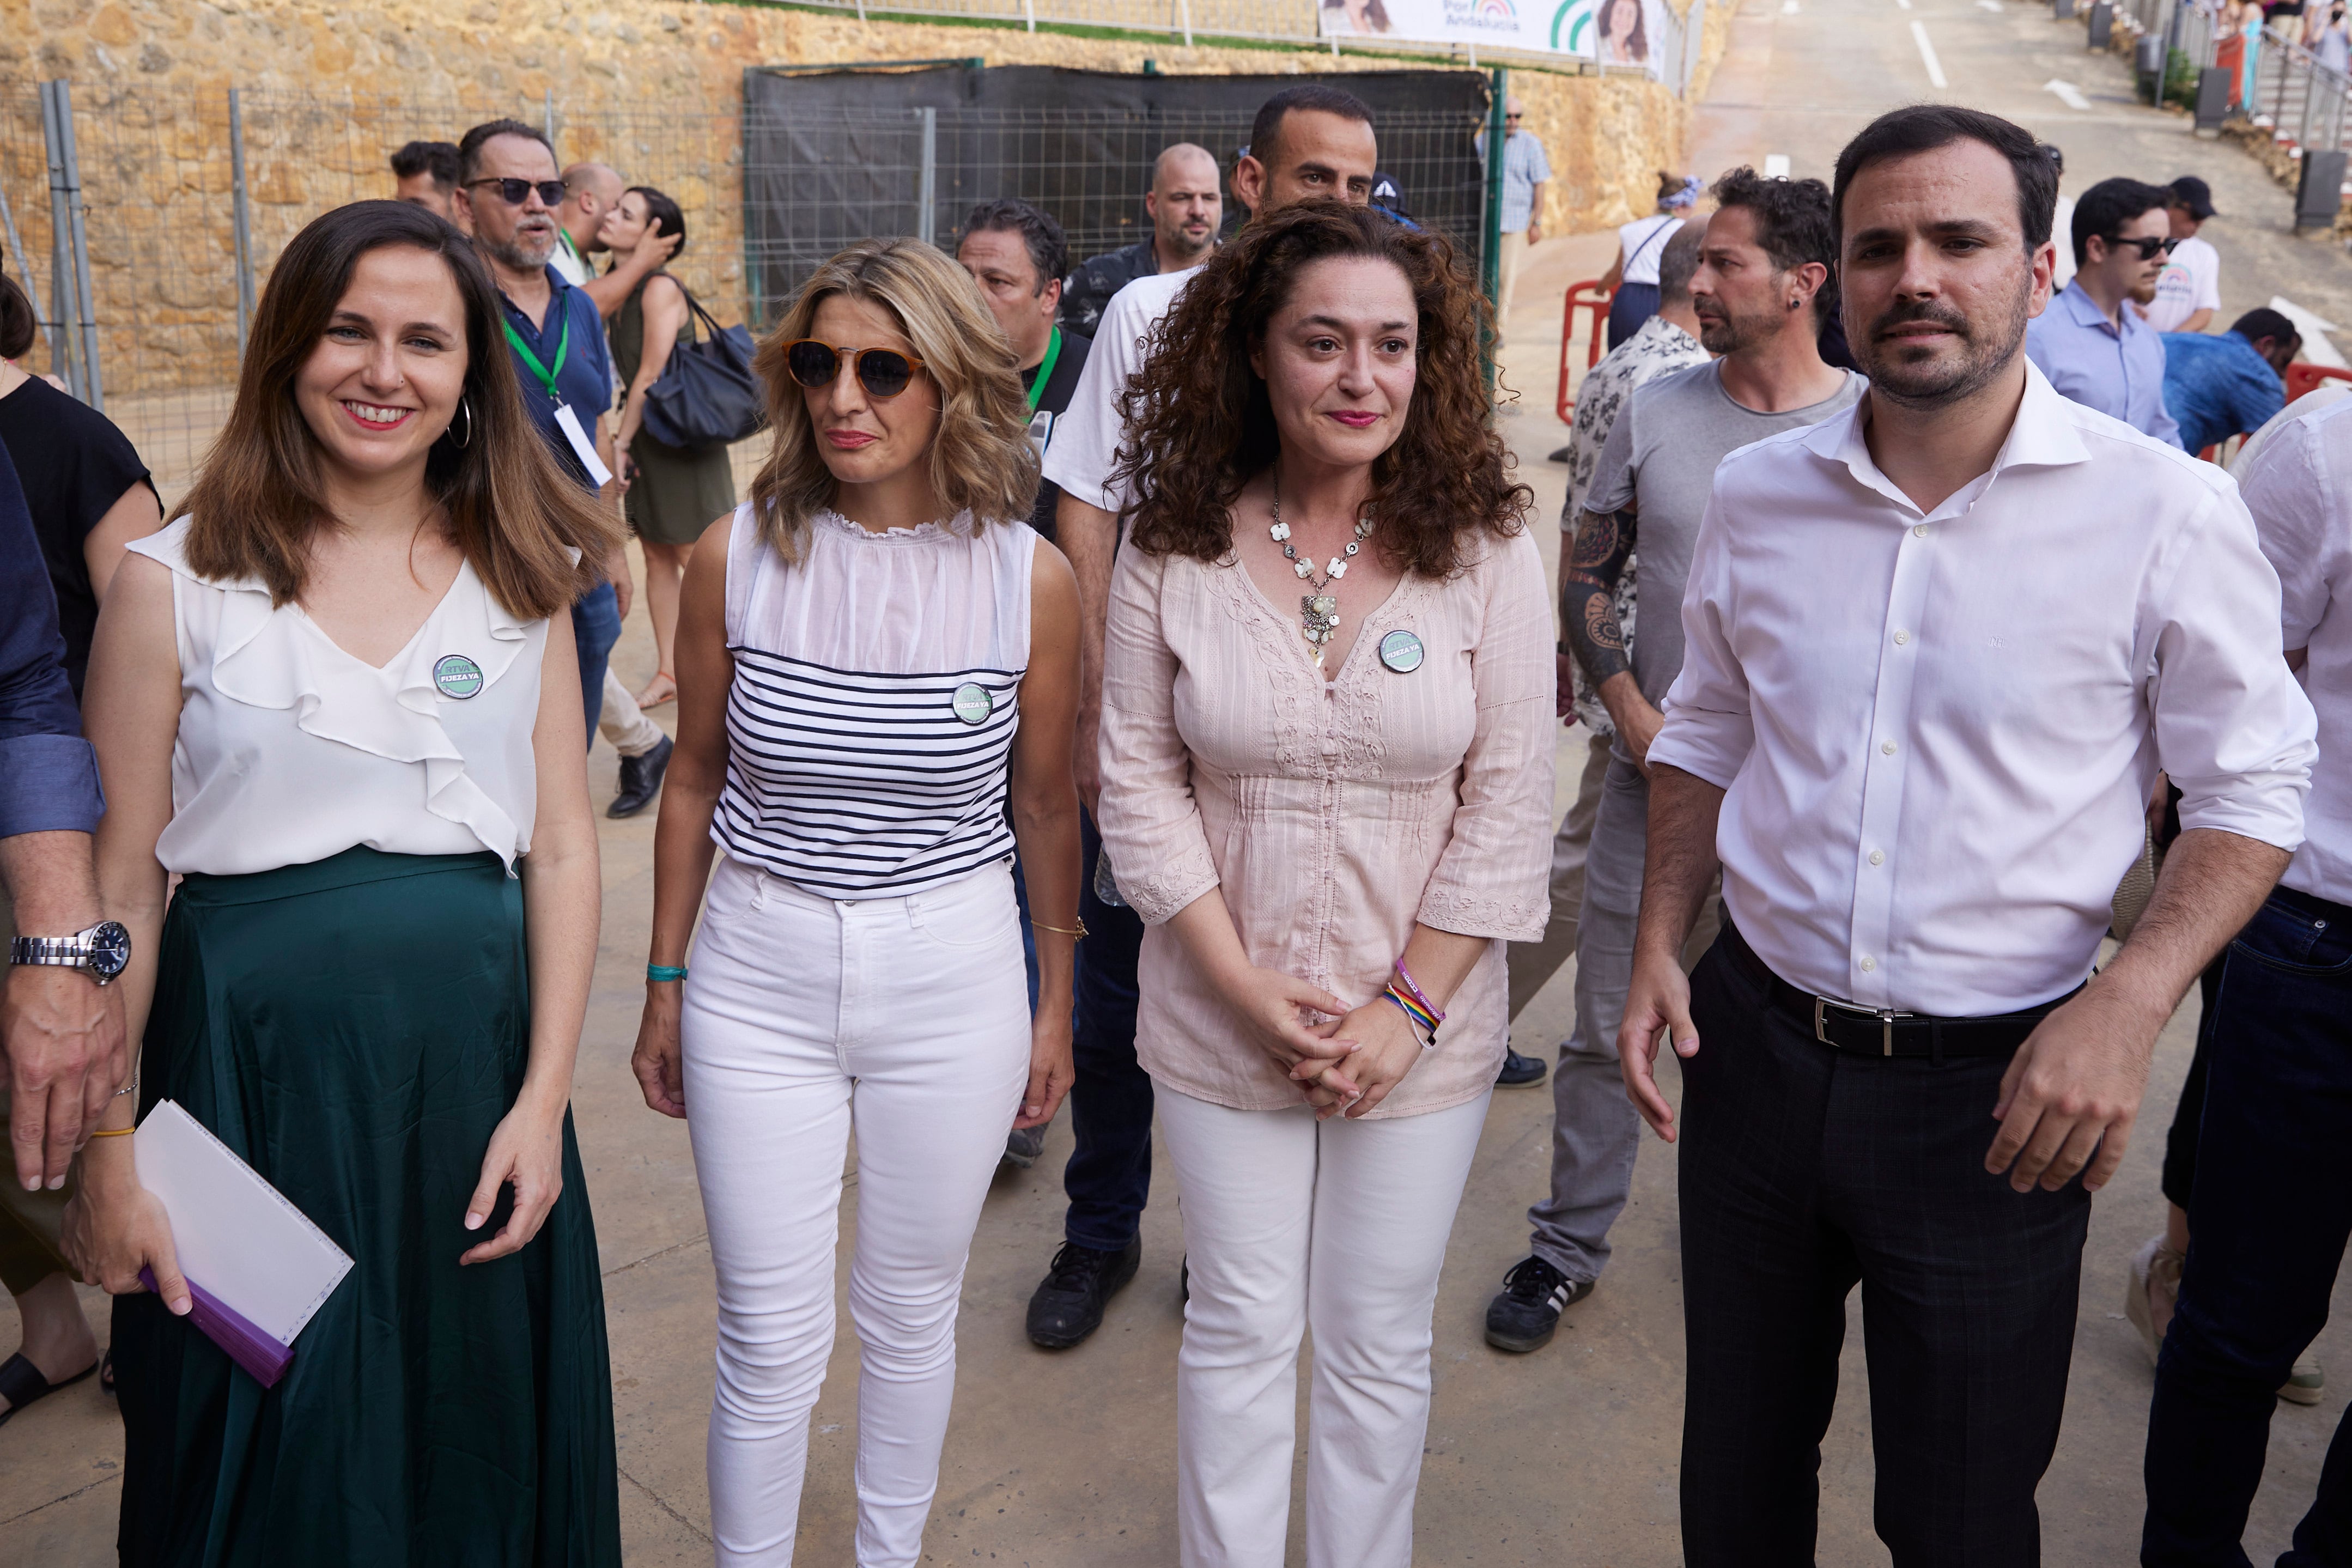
xmin=1318 ymin=0 xmax=1668 ymax=74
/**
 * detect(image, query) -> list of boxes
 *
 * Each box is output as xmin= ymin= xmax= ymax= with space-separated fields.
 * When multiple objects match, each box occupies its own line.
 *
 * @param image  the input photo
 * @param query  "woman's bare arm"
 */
xmin=1007 ymin=542 xmax=1083 ymax=1128
xmin=613 ymin=275 xmax=689 ymax=460
xmin=631 ymin=513 xmax=734 ymax=1117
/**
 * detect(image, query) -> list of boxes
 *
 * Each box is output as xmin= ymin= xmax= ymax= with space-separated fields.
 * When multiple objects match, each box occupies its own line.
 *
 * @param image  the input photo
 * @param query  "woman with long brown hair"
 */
xmin=628 ymin=237 xmax=1080 ymax=1565
xmin=1096 ymin=200 xmax=1553 ymax=1566
xmin=63 ymin=199 xmax=622 ymax=1566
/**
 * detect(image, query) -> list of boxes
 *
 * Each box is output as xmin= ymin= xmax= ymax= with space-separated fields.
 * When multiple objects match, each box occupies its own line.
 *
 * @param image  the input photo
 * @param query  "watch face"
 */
xmin=88 ymin=921 xmax=132 ymax=980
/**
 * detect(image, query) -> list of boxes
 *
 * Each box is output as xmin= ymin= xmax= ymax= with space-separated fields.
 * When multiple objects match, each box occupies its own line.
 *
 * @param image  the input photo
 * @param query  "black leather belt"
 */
xmin=1718 ymin=921 xmax=2077 ymax=1060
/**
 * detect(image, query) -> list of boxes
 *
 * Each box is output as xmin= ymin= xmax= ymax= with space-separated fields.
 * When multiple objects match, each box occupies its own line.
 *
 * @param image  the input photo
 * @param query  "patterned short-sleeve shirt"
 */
xmin=1561 ymin=315 xmax=1710 ymax=733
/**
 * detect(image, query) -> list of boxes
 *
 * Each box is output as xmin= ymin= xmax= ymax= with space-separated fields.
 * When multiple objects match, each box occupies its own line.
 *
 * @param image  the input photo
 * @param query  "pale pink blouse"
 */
xmin=1097 ymin=527 xmax=1556 ymax=1119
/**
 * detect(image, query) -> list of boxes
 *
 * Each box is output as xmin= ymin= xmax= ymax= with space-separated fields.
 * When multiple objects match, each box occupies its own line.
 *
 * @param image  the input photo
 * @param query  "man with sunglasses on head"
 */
xmin=1016 ymin=82 xmax=1383 ymax=1354
xmin=453 ymin=119 xmax=635 ymax=751
xmin=2026 ymin=174 xmax=2183 ymax=447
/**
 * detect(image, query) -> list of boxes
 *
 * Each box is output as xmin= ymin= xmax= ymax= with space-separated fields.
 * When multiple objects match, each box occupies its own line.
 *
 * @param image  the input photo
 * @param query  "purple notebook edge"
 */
xmin=139 ymin=1267 xmax=295 ymax=1389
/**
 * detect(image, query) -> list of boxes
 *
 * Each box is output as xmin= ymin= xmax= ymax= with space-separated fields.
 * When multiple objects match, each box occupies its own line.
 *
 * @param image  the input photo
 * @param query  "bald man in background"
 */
xmin=550 ymin=159 xmax=679 ymax=319
xmin=1058 ymin=141 xmax=1224 ymax=336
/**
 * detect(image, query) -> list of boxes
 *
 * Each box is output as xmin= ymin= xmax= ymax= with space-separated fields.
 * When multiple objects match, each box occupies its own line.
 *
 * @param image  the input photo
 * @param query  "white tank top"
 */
xmin=129 ymin=519 xmax=549 ymax=876
xmin=714 ymin=505 xmax=1036 ymax=900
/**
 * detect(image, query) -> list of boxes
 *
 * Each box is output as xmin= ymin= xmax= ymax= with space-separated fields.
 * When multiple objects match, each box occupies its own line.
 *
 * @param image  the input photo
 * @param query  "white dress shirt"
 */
xmin=2236 ymin=395 xmax=2352 ymax=906
xmin=1040 ymin=265 xmax=1199 ymax=516
xmin=1649 ymin=362 xmax=2316 ymax=1017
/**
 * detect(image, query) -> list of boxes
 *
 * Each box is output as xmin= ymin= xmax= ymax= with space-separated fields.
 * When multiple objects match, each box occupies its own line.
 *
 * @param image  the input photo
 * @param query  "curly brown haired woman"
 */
xmin=1095 ymin=201 xmax=1553 ymax=1566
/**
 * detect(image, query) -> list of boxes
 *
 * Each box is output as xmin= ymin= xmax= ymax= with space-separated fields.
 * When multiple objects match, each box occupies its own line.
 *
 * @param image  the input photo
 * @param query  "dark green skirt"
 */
xmin=113 ymin=847 xmax=621 ymax=1568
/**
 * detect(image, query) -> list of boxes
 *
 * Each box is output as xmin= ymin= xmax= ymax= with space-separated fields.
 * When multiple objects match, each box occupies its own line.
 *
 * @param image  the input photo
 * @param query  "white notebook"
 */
xmin=132 ymin=1099 xmax=354 ymax=1346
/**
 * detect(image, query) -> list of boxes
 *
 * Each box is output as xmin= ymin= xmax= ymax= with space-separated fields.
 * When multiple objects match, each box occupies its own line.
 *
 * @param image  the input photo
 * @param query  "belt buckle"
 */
xmin=1814 ymin=996 xmax=1911 ymax=1056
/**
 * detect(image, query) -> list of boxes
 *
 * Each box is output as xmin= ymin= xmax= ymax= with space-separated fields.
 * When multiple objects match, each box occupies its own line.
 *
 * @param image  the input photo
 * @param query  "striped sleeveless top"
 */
xmin=716 ymin=505 xmax=1036 ymax=900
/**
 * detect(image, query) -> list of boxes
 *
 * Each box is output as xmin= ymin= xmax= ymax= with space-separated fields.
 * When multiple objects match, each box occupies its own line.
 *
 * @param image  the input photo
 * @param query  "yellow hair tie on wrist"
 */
xmin=88 ymin=1127 xmax=135 ymax=1138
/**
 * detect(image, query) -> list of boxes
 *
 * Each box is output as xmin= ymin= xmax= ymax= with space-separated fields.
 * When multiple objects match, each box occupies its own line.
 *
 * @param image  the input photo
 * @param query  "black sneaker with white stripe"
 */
xmin=1484 ymin=1255 xmax=1593 ymax=1353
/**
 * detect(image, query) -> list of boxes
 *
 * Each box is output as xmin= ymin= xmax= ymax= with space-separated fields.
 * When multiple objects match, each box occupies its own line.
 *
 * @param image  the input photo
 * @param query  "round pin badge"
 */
xmin=951 ymin=682 xmax=995 ymax=725
xmin=433 ymin=653 xmax=485 ymax=700
xmin=1378 ymin=629 xmax=1425 ymax=673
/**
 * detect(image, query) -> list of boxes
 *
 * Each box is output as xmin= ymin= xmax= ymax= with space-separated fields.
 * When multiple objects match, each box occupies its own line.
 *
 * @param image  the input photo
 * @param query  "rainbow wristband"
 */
xmin=647 ymin=964 xmax=688 ymax=983
xmin=1383 ymin=981 xmax=1440 ymax=1048
xmin=1391 ymin=959 xmax=1446 ymax=1023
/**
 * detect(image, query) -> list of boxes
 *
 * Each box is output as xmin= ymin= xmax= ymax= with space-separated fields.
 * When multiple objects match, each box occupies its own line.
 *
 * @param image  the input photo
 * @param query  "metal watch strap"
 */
xmin=10 ymin=934 xmax=89 ymax=967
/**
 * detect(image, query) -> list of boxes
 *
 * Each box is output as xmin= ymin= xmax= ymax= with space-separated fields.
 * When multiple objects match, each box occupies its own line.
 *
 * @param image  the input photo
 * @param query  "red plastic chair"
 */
xmin=1557 ymin=279 xmax=1618 ymax=422
xmin=2284 ymin=361 xmax=2352 ymax=402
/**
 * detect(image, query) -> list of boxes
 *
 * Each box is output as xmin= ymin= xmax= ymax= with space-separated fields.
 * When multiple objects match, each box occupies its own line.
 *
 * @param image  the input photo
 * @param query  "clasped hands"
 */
xmin=1214 ymin=963 xmax=1427 ymax=1121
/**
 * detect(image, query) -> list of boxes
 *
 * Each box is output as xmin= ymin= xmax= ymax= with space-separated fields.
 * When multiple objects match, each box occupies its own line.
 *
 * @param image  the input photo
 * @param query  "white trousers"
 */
xmin=682 ymin=856 xmax=1031 ymax=1567
xmin=1155 ymin=1085 xmax=1493 ymax=1568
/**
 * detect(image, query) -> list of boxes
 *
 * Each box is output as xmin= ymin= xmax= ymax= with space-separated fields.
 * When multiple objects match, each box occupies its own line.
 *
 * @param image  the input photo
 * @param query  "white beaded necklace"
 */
xmin=1269 ymin=484 xmax=1375 ymax=670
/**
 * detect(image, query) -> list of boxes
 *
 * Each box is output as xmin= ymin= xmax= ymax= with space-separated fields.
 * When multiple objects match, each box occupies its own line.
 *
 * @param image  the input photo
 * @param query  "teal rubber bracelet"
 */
xmin=647 ymin=964 xmax=688 ymax=983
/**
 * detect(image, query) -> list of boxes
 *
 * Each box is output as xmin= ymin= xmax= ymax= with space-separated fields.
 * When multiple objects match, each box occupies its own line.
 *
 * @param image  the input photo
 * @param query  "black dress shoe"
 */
xmin=607 ymin=732 xmax=673 ymax=818
xmin=1484 ymin=1255 xmax=1594 ymax=1354
xmin=1025 ymin=1238 xmax=1141 ymax=1349
xmin=1496 ymin=1047 xmax=1548 ymax=1088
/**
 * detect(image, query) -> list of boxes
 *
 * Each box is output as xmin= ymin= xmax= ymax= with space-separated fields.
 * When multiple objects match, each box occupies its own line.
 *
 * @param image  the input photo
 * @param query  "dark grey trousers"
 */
xmin=1679 ymin=925 xmax=2091 ymax=1568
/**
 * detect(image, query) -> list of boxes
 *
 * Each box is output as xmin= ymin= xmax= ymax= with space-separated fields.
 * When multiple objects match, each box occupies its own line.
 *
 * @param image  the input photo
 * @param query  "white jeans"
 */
xmin=682 ymin=856 xmax=1031 ymax=1567
xmin=1155 ymin=1085 xmax=1493 ymax=1568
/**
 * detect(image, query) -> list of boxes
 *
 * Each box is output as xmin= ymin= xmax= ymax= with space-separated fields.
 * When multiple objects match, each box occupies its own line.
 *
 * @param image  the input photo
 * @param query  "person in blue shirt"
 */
xmin=0 ymin=433 xmax=126 ymax=1424
xmin=453 ymin=119 xmax=631 ymax=750
xmin=2162 ymin=307 xmax=2301 ymax=458
xmin=2026 ymin=175 xmax=2183 ymax=447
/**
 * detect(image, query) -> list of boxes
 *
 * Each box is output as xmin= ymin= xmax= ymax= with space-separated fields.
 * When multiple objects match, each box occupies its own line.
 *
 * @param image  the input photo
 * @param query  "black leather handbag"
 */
xmin=641 ymin=288 xmax=767 ymax=449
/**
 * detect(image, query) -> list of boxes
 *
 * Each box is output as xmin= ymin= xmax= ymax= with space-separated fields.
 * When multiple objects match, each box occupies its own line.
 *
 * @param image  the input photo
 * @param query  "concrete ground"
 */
xmin=7 ymin=4 xmax=2351 ymax=1560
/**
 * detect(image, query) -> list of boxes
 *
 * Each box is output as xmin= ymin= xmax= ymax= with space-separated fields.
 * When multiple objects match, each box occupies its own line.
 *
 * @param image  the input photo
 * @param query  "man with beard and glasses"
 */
xmin=1481 ymin=168 xmax=1861 ymax=1357
xmin=2027 ymin=174 xmax=2183 ymax=446
xmin=1620 ymin=104 xmax=2315 ymax=1564
xmin=453 ymin=119 xmax=634 ymax=750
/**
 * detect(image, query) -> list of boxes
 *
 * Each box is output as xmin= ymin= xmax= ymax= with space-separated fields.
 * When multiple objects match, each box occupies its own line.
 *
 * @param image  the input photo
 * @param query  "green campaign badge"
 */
xmin=433 ymin=653 xmax=485 ymax=700
xmin=951 ymin=682 xmax=994 ymax=725
xmin=1378 ymin=629 xmax=1425 ymax=673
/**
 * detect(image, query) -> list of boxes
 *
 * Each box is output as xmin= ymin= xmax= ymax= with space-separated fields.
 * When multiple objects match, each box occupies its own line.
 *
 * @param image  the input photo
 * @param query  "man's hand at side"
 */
xmin=1986 ymin=826 xmax=2289 ymax=1192
xmin=1 ymin=829 xmax=129 ymax=1190
xmin=1616 ymin=764 xmax=1725 ymax=1143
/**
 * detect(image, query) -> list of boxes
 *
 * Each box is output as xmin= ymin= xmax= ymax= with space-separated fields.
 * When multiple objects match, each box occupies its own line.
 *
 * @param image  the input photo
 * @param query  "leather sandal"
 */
xmin=0 ymin=1349 xmax=100 ymax=1427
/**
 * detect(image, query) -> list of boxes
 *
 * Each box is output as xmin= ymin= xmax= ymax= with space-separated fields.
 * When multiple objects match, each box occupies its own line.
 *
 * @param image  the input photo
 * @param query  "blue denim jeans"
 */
xmin=1063 ymin=809 xmax=1151 ymax=1252
xmin=2144 ymin=885 xmax=2352 ymax=1567
xmin=571 ymin=580 xmax=621 ymax=752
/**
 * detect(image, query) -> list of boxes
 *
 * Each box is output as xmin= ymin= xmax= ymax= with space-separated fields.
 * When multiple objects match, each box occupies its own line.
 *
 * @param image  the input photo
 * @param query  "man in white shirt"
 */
xmin=1620 ymin=104 xmax=2317 ymax=1563
xmin=2141 ymin=174 xmax=2222 ymax=335
xmin=2142 ymin=396 xmax=2352 ymax=1562
xmin=1019 ymin=83 xmax=1382 ymax=1352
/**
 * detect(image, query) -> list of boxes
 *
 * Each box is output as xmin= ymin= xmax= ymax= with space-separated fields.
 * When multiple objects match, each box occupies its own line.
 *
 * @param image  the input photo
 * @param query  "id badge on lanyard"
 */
xmin=505 ymin=303 xmax=613 ymax=487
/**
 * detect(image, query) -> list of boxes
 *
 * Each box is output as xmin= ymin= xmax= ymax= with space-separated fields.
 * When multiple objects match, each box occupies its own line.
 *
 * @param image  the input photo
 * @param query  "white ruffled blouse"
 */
xmin=130 ymin=519 xmax=548 ymax=877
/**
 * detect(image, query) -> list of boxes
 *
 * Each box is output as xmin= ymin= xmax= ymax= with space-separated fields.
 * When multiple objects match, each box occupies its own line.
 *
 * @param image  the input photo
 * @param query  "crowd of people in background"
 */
xmin=0 ymin=73 xmax=2346 ymax=1568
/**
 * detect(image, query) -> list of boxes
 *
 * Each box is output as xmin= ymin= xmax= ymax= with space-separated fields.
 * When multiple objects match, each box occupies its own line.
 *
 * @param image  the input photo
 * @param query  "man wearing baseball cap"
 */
xmin=2144 ymin=175 xmax=2222 ymax=334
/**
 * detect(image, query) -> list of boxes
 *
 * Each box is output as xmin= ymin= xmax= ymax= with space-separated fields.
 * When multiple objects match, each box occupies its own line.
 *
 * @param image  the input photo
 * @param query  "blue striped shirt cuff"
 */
xmin=0 ymin=733 xmax=104 ymax=838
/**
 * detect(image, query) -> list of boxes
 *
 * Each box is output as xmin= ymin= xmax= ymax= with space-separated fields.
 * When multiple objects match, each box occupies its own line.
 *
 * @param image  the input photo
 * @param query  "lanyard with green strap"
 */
xmin=503 ymin=303 xmax=571 ymax=405
xmin=1024 ymin=326 xmax=1063 ymax=415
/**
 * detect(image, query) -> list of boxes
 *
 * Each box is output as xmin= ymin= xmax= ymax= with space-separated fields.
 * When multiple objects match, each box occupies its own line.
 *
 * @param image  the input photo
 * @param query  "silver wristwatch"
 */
xmin=9 ymin=920 xmax=132 ymax=986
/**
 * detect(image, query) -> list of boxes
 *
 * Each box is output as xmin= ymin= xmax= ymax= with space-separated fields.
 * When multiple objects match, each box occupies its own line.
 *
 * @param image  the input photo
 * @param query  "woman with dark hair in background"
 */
xmin=0 ymin=253 xmax=163 ymax=1427
xmin=63 ymin=200 xmax=623 ymax=1565
xmin=1600 ymin=170 xmax=1698 ymax=348
xmin=0 ymin=260 xmax=162 ymax=702
xmin=1097 ymin=201 xmax=1552 ymax=1566
xmin=601 ymin=185 xmax=737 ymax=715
xmin=1597 ymin=0 xmax=1652 ymax=64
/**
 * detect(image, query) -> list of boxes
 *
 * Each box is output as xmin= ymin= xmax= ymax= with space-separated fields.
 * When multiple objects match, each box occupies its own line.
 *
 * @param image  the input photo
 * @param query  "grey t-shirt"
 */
xmin=1583 ymin=360 xmax=1864 ymax=716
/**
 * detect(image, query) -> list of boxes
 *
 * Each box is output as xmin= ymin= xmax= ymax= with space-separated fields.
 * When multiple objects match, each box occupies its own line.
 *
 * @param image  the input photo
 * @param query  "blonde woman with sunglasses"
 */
xmin=628 ymin=238 xmax=1081 ymax=1566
